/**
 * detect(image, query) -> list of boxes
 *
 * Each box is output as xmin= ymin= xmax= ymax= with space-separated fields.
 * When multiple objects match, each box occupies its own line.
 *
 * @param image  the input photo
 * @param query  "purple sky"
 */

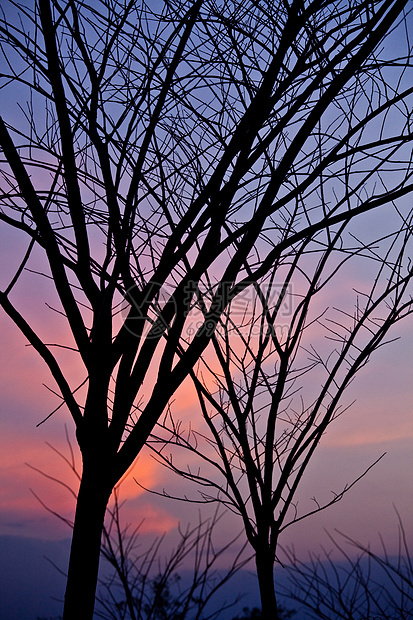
xmin=1 ymin=4 xmax=412 ymax=618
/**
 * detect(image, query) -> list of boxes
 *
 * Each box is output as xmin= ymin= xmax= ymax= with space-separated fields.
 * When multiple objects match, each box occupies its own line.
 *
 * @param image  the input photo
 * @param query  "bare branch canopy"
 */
xmin=1 ymin=1 xmax=412 ymax=617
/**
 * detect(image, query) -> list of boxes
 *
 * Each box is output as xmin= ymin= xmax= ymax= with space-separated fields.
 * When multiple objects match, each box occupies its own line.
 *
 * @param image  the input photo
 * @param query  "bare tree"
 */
xmin=29 ymin=436 xmax=250 ymax=620
xmin=98 ymin=495 xmax=249 ymax=620
xmin=149 ymin=223 xmax=413 ymax=614
xmin=279 ymin=511 xmax=413 ymax=619
xmin=1 ymin=1 xmax=413 ymax=618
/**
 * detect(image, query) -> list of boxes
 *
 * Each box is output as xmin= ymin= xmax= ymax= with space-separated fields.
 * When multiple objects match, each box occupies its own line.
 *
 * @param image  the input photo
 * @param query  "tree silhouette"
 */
xmin=279 ymin=511 xmax=413 ymax=619
xmin=98 ymin=492 xmax=250 ymax=620
xmin=1 ymin=1 xmax=413 ymax=618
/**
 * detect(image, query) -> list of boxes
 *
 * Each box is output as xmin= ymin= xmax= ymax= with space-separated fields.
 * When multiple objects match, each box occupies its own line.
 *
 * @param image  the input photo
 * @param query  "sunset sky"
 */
xmin=0 ymin=161 xmax=412 ymax=619
xmin=1 ymin=2 xmax=413 ymax=619
xmin=0 ymin=272 xmax=412 ymax=618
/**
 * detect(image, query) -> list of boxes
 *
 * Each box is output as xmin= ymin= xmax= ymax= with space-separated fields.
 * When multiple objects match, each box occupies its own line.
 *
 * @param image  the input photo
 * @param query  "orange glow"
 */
xmin=0 ymin=427 xmax=178 ymax=539
xmin=111 ymin=499 xmax=178 ymax=535
xmin=1 ymin=259 xmax=412 ymax=555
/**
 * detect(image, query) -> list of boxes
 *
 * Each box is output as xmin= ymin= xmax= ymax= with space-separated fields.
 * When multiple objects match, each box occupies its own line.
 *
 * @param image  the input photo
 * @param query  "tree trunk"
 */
xmin=256 ymin=546 xmax=278 ymax=619
xmin=62 ymin=465 xmax=112 ymax=620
